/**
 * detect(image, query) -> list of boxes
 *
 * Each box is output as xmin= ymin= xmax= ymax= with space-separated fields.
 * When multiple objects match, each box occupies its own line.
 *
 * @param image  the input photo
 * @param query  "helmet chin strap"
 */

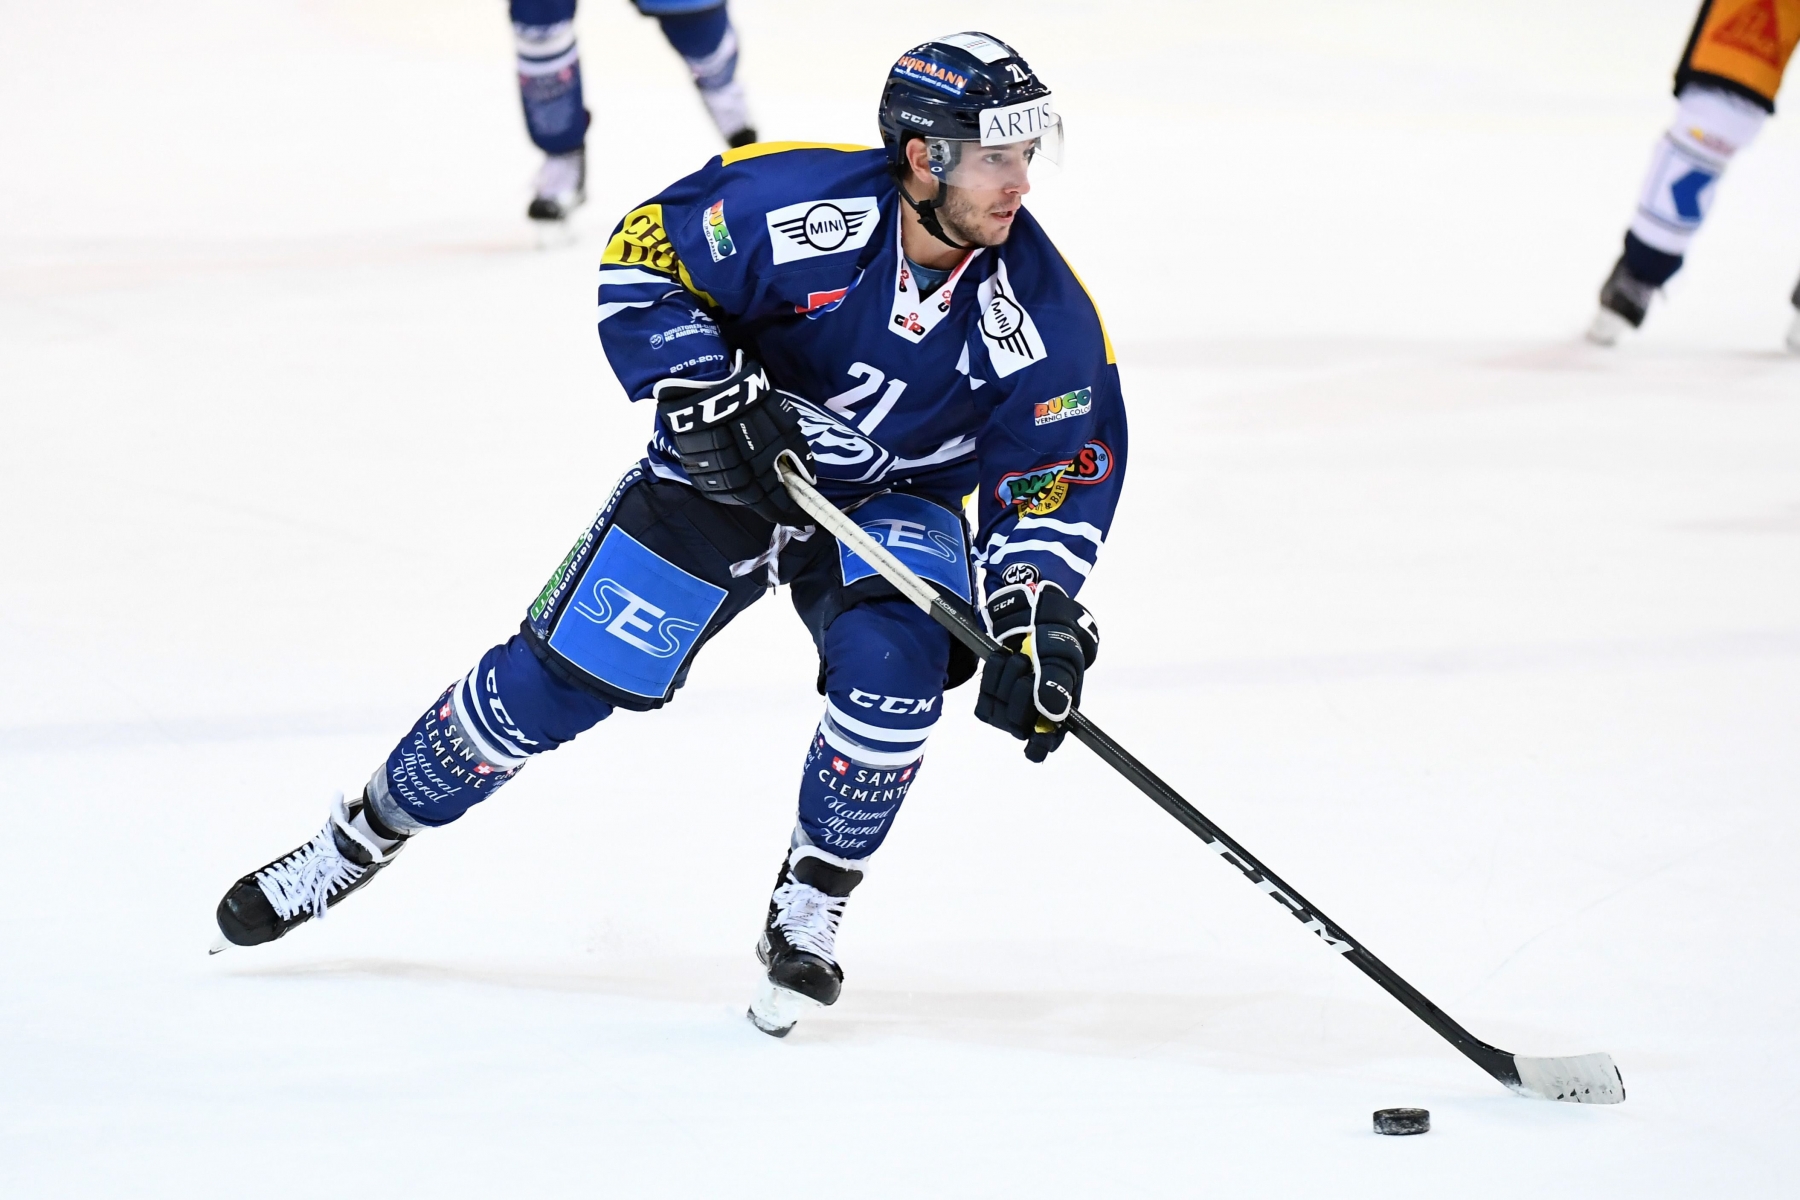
xmin=897 ymin=174 xmax=971 ymax=252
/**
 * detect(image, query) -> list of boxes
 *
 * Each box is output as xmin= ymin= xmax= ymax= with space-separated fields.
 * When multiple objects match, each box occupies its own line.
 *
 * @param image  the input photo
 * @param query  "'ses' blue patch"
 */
xmin=548 ymin=527 xmax=727 ymax=698
xmin=838 ymin=493 xmax=972 ymax=602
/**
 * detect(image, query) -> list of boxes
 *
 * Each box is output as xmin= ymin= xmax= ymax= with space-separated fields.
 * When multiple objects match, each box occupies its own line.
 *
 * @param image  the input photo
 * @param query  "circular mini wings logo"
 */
xmin=800 ymin=203 xmax=850 ymax=250
xmin=982 ymin=293 xmax=1024 ymax=339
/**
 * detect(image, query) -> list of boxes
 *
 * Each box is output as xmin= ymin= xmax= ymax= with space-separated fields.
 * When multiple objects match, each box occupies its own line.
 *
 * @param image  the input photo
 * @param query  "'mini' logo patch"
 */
xmin=765 ymin=196 xmax=880 ymax=264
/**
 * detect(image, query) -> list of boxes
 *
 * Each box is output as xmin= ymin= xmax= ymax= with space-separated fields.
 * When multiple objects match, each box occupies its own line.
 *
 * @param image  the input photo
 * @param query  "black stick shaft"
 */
xmin=774 ymin=459 xmax=1519 ymax=1087
xmin=920 ymin=594 xmax=1519 ymax=1087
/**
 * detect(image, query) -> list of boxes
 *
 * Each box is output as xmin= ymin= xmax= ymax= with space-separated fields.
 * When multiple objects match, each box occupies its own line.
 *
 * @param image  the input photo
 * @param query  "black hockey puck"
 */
xmin=1373 ymin=1108 xmax=1430 ymax=1135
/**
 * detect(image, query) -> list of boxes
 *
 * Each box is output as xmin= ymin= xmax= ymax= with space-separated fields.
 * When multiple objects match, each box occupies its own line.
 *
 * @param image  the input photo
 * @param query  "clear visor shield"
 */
xmin=930 ymin=95 xmax=1062 ymax=189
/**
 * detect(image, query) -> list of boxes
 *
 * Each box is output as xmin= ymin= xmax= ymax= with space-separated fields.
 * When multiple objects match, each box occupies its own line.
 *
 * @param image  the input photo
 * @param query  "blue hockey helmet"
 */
xmin=877 ymin=33 xmax=1061 ymax=247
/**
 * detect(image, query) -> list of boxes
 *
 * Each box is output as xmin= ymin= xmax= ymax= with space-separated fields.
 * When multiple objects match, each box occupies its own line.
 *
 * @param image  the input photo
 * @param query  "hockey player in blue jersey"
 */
xmin=216 ymin=32 xmax=1126 ymax=1036
xmin=514 ymin=0 xmax=757 ymax=222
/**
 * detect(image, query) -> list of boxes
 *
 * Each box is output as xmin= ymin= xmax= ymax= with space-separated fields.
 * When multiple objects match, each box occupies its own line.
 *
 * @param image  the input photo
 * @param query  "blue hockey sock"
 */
xmin=657 ymin=7 xmax=736 ymax=89
xmin=1622 ymin=231 xmax=1683 ymax=288
xmin=796 ymin=733 xmax=924 ymax=858
xmin=793 ymin=600 xmax=949 ymax=858
xmin=369 ymin=634 xmax=612 ymax=830
xmin=512 ymin=11 xmax=588 ymax=155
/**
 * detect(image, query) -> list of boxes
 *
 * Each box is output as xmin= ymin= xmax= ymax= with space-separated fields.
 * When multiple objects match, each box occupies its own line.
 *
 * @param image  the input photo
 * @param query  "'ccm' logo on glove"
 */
xmin=660 ymin=365 xmax=770 ymax=433
xmin=974 ymin=581 xmax=1100 ymax=762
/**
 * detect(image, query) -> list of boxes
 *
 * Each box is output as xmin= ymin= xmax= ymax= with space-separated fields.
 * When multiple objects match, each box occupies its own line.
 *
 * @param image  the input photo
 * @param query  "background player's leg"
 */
xmin=1589 ymin=84 xmax=1768 ymax=344
xmin=750 ymin=599 xmax=949 ymax=1034
xmin=637 ymin=1 xmax=757 ymax=147
xmin=511 ymin=0 xmax=588 ymax=221
xmin=1789 ymin=270 xmax=1800 ymax=353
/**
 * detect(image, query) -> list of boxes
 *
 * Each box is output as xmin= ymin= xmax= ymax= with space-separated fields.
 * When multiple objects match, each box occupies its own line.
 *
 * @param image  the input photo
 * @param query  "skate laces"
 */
xmin=771 ymin=878 xmax=848 ymax=960
xmin=254 ymin=793 xmax=390 ymax=923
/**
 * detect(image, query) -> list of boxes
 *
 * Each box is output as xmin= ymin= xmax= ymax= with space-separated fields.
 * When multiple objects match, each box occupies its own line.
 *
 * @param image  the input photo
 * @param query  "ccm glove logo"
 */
xmin=662 ymin=367 xmax=770 ymax=434
xmin=651 ymin=352 xmax=815 ymax=523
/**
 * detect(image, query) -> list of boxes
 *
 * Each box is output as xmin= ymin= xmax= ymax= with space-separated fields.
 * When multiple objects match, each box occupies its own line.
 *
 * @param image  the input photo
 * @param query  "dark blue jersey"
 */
xmin=594 ymin=142 xmax=1127 ymax=599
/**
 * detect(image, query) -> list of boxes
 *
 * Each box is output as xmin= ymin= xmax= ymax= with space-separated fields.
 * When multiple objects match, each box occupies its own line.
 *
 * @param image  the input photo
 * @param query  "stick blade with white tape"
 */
xmin=1506 ymin=1052 xmax=1625 ymax=1104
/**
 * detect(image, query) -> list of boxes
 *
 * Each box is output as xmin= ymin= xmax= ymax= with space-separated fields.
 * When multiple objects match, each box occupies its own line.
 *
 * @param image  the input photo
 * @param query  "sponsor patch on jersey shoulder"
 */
xmin=766 ymin=196 xmax=880 ymax=264
xmin=703 ymin=199 xmax=735 ymax=262
xmin=603 ymin=204 xmax=679 ymax=276
xmin=975 ymin=259 xmax=1044 ymax=376
xmin=796 ymin=287 xmax=849 ymax=316
xmin=994 ymin=441 xmax=1112 ymax=515
xmin=1033 ymin=387 xmax=1092 ymax=427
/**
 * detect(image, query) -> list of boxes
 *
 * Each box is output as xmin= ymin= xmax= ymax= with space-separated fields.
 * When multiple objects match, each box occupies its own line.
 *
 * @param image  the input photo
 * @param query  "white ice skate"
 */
xmin=747 ymin=844 xmax=864 ymax=1037
xmin=1587 ymin=255 xmax=1657 ymax=346
xmin=212 ymin=790 xmax=407 ymax=952
xmin=528 ymin=148 xmax=586 ymax=246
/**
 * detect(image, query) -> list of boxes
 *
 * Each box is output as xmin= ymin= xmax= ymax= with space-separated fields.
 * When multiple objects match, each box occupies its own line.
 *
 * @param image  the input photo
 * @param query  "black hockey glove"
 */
xmin=974 ymin=582 xmax=1100 ymax=762
xmin=653 ymin=352 xmax=815 ymax=524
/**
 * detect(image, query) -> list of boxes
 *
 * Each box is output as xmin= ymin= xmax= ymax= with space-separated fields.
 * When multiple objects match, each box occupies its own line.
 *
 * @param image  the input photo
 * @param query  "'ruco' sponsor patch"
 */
xmin=765 ymin=196 xmax=880 ymax=264
xmin=1033 ymin=386 xmax=1091 ymax=427
xmin=703 ymin=199 xmax=735 ymax=262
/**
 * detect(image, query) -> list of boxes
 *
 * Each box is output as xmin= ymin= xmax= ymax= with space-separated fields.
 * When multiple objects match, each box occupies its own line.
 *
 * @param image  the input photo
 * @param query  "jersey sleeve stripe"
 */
xmin=987 ymin=538 xmax=1095 ymax=577
xmin=598 ymin=267 xmax=683 ymax=287
xmin=596 ymin=299 xmax=658 ymax=322
xmin=1012 ymin=515 xmax=1106 ymax=546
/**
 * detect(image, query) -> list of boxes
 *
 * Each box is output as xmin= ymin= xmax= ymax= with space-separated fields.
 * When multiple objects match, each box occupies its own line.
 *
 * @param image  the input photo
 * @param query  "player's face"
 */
xmin=937 ymin=142 xmax=1034 ymax=247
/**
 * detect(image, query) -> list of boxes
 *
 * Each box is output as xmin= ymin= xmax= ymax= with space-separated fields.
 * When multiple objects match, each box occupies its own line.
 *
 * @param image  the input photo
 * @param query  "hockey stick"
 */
xmin=775 ymin=455 xmax=1623 ymax=1104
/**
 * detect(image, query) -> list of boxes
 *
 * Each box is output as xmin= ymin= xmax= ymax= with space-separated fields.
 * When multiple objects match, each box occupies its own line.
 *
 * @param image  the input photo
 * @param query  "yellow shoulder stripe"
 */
xmin=719 ymin=140 xmax=873 ymax=166
xmin=1057 ymin=253 xmax=1116 ymax=366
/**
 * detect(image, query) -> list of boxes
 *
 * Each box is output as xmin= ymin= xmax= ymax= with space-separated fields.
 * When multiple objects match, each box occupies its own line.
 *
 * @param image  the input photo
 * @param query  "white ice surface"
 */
xmin=4 ymin=0 xmax=1799 ymax=1195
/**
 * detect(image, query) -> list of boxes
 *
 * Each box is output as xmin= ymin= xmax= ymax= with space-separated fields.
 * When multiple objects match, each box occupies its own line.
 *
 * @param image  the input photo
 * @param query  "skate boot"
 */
xmin=214 ymin=790 xmax=407 ymax=950
xmin=747 ymin=844 xmax=864 ymax=1037
xmin=699 ymin=78 xmax=755 ymax=150
xmin=1587 ymin=255 xmax=1658 ymax=345
xmin=527 ymin=147 xmax=586 ymax=222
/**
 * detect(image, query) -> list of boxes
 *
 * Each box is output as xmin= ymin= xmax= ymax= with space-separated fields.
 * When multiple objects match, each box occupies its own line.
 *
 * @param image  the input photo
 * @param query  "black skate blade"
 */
xmin=746 ymin=1006 xmax=794 ymax=1037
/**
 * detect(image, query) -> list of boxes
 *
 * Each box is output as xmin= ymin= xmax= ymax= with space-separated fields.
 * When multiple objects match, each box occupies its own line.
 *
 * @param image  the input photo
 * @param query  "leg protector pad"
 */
xmin=1629 ymin=84 xmax=1767 ymax=257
